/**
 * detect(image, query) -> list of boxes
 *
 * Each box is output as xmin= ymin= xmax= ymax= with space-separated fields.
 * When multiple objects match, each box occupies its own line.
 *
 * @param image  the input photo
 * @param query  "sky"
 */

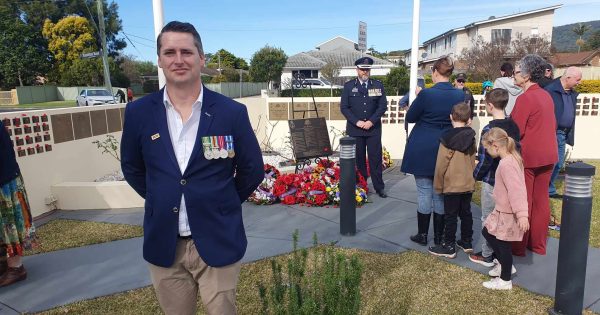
xmin=115 ymin=0 xmax=600 ymax=63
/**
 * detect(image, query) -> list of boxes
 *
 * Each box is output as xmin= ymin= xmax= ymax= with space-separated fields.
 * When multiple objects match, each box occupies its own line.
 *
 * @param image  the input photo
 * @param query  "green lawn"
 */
xmin=25 ymin=219 xmax=143 ymax=256
xmin=40 ymin=249 xmax=598 ymax=315
xmin=472 ymin=160 xmax=600 ymax=248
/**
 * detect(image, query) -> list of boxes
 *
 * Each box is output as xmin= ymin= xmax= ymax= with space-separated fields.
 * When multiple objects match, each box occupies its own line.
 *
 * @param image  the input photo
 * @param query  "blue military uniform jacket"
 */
xmin=120 ymin=86 xmax=264 ymax=268
xmin=340 ymin=78 xmax=388 ymax=136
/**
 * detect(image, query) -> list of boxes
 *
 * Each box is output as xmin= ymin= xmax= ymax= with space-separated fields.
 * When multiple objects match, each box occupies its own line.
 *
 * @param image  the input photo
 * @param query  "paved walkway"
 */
xmin=1 ymin=165 xmax=599 ymax=314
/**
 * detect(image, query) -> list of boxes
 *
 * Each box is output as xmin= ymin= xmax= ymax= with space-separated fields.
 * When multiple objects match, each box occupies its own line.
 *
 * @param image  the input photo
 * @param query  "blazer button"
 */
xmin=180 ymin=179 xmax=187 ymax=185
xmin=172 ymin=207 xmax=179 ymax=213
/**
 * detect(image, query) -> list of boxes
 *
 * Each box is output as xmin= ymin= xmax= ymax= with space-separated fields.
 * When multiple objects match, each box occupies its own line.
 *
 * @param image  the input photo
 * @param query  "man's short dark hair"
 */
xmin=157 ymin=21 xmax=204 ymax=56
xmin=451 ymin=102 xmax=471 ymax=123
xmin=485 ymin=88 xmax=509 ymax=110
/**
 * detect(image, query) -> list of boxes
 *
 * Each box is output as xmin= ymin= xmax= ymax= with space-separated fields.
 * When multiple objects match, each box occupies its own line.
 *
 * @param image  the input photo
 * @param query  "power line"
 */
xmin=122 ymin=32 xmax=155 ymax=42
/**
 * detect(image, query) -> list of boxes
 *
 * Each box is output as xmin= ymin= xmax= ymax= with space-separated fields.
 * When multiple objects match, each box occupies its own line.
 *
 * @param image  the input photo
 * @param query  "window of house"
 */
xmin=292 ymin=70 xmax=318 ymax=79
xmin=531 ymin=27 xmax=539 ymax=36
xmin=491 ymin=29 xmax=512 ymax=45
xmin=449 ymin=35 xmax=453 ymax=48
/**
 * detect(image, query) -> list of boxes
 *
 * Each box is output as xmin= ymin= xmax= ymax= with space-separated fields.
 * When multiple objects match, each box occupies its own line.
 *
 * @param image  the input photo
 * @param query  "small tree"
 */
xmin=320 ymin=61 xmax=341 ymax=96
xmin=383 ymin=66 xmax=409 ymax=96
xmin=459 ymin=36 xmax=509 ymax=81
xmin=510 ymin=33 xmax=552 ymax=60
xmin=250 ymin=46 xmax=287 ymax=89
xmin=572 ymin=23 xmax=591 ymax=53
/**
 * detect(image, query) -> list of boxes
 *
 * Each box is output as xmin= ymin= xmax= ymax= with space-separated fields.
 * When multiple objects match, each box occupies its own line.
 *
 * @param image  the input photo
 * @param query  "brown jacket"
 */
xmin=433 ymin=127 xmax=476 ymax=194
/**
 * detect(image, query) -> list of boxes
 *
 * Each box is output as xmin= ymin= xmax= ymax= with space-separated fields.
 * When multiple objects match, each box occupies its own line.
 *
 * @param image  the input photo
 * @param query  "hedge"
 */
xmin=424 ymin=80 xmax=600 ymax=94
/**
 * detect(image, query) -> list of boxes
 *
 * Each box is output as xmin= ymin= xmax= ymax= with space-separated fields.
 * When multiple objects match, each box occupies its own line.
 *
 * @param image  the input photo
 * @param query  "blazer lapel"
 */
xmin=152 ymin=89 xmax=180 ymax=174
xmin=185 ymin=86 xmax=215 ymax=175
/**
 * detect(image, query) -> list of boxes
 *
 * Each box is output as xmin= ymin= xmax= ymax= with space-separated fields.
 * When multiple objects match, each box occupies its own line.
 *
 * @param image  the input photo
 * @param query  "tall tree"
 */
xmin=459 ymin=36 xmax=509 ymax=81
xmin=572 ymin=23 xmax=591 ymax=53
xmin=249 ymin=46 xmax=287 ymax=88
xmin=0 ymin=6 xmax=49 ymax=88
xmin=42 ymin=16 xmax=100 ymax=85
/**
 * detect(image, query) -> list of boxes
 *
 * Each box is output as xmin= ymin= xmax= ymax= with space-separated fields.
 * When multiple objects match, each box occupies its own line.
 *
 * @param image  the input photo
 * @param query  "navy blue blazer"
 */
xmin=401 ymin=82 xmax=465 ymax=177
xmin=544 ymin=78 xmax=578 ymax=146
xmin=1 ymin=121 xmax=20 ymax=186
xmin=340 ymin=78 xmax=388 ymax=136
xmin=120 ymin=87 xmax=264 ymax=268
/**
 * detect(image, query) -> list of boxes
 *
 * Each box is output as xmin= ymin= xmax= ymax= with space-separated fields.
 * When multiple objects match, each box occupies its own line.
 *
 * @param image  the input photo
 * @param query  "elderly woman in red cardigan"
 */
xmin=510 ymin=54 xmax=558 ymax=256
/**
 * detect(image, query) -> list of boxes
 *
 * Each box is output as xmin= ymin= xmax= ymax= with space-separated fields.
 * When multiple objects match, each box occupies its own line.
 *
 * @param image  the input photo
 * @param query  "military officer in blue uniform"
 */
xmin=340 ymin=56 xmax=388 ymax=198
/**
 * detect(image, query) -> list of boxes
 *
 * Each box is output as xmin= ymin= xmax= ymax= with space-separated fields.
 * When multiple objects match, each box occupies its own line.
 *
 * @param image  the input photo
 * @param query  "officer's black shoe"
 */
xmin=376 ymin=190 xmax=388 ymax=198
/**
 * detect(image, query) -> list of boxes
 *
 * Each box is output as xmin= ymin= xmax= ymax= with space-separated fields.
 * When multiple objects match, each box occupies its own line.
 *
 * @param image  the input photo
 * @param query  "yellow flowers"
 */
xmin=356 ymin=196 xmax=363 ymax=202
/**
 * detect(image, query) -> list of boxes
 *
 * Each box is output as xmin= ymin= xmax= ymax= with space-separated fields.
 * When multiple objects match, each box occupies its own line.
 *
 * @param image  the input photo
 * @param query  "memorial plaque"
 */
xmin=291 ymin=102 xmax=309 ymax=120
xmin=288 ymin=118 xmax=332 ymax=160
xmin=268 ymin=102 xmax=289 ymax=120
xmin=308 ymin=102 xmax=329 ymax=120
xmin=106 ymin=108 xmax=122 ymax=132
xmin=329 ymin=102 xmax=346 ymax=120
xmin=90 ymin=110 xmax=108 ymax=136
xmin=51 ymin=113 xmax=74 ymax=144
xmin=72 ymin=112 xmax=92 ymax=140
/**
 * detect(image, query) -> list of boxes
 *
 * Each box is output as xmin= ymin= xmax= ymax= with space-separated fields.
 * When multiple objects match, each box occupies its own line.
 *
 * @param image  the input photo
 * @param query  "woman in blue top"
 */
xmin=401 ymin=56 xmax=466 ymax=247
xmin=0 ymin=120 xmax=36 ymax=287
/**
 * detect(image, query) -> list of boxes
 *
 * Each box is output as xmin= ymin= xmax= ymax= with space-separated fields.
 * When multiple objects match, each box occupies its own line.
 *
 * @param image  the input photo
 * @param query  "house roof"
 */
xmin=315 ymin=36 xmax=357 ymax=49
xmin=422 ymin=4 xmax=563 ymax=45
xmin=284 ymin=51 xmax=395 ymax=69
xmin=549 ymin=50 xmax=600 ymax=67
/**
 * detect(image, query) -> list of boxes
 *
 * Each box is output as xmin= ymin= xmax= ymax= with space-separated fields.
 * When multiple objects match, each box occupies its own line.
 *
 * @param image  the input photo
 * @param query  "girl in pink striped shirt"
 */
xmin=481 ymin=127 xmax=530 ymax=290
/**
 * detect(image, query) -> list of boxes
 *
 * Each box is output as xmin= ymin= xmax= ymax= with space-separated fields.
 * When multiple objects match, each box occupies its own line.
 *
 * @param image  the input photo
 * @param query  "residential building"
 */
xmin=405 ymin=4 xmax=562 ymax=69
xmin=282 ymin=36 xmax=396 ymax=87
xmin=549 ymin=49 xmax=600 ymax=79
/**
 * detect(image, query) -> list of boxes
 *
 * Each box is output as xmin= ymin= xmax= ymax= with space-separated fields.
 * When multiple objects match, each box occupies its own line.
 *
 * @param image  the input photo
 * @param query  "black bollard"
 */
xmin=550 ymin=162 xmax=596 ymax=315
xmin=339 ymin=136 xmax=357 ymax=236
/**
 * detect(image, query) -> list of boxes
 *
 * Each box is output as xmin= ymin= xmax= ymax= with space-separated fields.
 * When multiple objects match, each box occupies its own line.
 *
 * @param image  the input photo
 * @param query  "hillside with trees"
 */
xmin=552 ymin=20 xmax=600 ymax=52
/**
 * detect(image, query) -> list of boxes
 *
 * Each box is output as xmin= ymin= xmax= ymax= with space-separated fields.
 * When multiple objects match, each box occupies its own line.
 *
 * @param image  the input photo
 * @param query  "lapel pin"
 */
xmin=151 ymin=133 xmax=160 ymax=141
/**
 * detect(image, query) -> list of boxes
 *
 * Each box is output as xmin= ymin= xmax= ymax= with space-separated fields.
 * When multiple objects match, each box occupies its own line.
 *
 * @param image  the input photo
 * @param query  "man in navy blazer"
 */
xmin=544 ymin=66 xmax=581 ymax=198
xmin=340 ymin=56 xmax=388 ymax=198
xmin=121 ymin=21 xmax=263 ymax=314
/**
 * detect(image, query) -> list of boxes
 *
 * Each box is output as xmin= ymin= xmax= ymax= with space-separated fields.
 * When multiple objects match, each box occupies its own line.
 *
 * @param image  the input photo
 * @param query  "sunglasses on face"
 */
xmin=457 ymin=80 xmax=465 ymax=83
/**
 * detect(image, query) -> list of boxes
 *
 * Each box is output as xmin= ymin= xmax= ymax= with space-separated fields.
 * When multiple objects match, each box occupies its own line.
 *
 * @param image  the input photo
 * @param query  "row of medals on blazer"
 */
xmin=202 ymin=135 xmax=235 ymax=160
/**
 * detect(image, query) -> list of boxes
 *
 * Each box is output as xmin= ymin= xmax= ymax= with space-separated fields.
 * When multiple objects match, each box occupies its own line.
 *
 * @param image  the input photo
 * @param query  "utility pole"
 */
xmin=97 ymin=0 xmax=113 ymax=97
xmin=152 ymin=0 xmax=165 ymax=88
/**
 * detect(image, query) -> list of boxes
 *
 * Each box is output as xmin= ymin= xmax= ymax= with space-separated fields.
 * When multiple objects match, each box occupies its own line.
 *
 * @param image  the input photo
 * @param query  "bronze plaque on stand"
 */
xmin=288 ymin=117 xmax=332 ymax=160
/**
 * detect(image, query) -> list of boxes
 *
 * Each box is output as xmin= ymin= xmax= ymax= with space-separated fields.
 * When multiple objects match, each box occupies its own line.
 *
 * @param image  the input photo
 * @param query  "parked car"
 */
xmin=293 ymin=78 xmax=343 ymax=89
xmin=76 ymin=89 xmax=116 ymax=106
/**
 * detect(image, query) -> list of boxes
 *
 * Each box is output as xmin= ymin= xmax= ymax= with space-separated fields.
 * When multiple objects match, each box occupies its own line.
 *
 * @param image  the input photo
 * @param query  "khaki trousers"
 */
xmin=148 ymin=239 xmax=241 ymax=315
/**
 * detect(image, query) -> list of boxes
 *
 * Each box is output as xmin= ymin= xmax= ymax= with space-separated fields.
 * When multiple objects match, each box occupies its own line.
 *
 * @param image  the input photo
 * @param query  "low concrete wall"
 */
xmin=1 ymin=105 xmax=127 ymax=216
xmin=51 ymin=181 xmax=143 ymax=210
xmin=252 ymin=94 xmax=600 ymax=160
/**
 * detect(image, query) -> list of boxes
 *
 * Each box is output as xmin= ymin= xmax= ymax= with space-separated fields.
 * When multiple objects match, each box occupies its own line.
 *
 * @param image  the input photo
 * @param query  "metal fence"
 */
xmin=204 ymin=82 xmax=268 ymax=98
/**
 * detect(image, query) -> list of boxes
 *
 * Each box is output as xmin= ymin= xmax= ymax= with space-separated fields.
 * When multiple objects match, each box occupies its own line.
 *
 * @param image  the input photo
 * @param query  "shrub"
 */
xmin=576 ymin=80 xmax=600 ymax=93
xmin=258 ymin=231 xmax=362 ymax=315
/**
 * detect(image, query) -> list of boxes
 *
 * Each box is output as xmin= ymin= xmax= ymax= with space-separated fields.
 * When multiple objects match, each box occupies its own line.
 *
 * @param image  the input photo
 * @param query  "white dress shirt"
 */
xmin=163 ymin=86 xmax=203 ymax=237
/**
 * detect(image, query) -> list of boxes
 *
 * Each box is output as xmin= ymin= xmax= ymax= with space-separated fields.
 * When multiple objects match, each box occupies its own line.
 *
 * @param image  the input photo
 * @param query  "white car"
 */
xmin=76 ymin=89 xmax=116 ymax=106
xmin=294 ymin=78 xmax=343 ymax=89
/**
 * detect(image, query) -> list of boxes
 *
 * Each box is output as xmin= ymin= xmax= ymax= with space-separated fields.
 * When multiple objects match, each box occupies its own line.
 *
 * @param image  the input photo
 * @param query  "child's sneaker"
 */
xmin=468 ymin=252 xmax=495 ymax=267
xmin=428 ymin=243 xmax=457 ymax=258
xmin=489 ymin=262 xmax=516 ymax=277
xmin=483 ymin=277 xmax=512 ymax=290
xmin=456 ymin=239 xmax=473 ymax=253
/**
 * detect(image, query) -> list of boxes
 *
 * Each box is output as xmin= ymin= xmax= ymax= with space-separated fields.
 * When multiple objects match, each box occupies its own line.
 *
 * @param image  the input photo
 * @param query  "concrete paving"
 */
xmin=1 ymin=165 xmax=599 ymax=313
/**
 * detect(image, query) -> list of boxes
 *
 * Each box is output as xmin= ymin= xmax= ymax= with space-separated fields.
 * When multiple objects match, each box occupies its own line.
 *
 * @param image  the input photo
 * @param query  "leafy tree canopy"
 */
xmin=0 ymin=6 xmax=49 ymax=88
xmin=249 ymin=46 xmax=287 ymax=86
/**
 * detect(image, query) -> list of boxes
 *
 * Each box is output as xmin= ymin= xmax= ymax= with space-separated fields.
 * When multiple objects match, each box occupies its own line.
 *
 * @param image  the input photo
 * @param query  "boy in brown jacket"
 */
xmin=429 ymin=102 xmax=476 ymax=258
